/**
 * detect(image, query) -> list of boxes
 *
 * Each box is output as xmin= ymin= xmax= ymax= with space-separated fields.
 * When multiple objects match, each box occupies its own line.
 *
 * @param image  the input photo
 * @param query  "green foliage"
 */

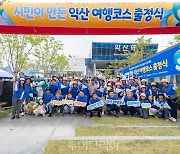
xmin=169 ymin=34 xmax=180 ymax=45
xmin=108 ymin=36 xmax=153 ymax=69
xmin=104 ymin=69 xmax=111 ymax=78
xmin=33 ymin=35 xmax=69 ymax=75
xmin=0 ymin=34 xmax=69 ymax=75
xmin=0 ymin=34 xmax=37 ymax=71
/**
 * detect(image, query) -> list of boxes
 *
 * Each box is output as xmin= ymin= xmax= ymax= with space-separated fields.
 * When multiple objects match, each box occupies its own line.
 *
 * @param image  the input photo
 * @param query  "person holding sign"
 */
xmin=42 ymin=87 xmax=54 ymax=112
xmin=138 ymin=93 xmax=149 ymax=119
xmin=75 ymin=90 xmax=88 ymax=116
xmin=148 ymin=95 xmax=159 ymax=117
xmin=162 ymin=79 xmax=178 ymax=122
xmin=48 ymin=91 xmax=64 ymax=117
xmin=121 ymin=91 xmax=137 ymax=116
xmin=106 ymin=90 xmax=120 ymax=117
xmin=64 ymin=93 xmax=75 ymax=114
xmin=156 ymin=93 xmax=170 ymax=121
xmin=89 ymin=93 xmax=102 ymax=117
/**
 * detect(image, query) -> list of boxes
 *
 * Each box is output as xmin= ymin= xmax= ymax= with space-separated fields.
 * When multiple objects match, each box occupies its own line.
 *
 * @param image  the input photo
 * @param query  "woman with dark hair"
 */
xmin=11 ymin=78 xmax=26 ymax=119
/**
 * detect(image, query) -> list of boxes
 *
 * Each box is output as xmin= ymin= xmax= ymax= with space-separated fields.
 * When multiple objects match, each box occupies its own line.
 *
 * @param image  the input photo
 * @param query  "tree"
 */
xmin=169 ymin=34 xmax=180 ymax=45
xmin=107 ymin=36 xmax=154 ymax=70
xmin=0 ymin=34 xmax=41 ymax=72
xmin=33 ymin=35 xmax=69 ymax=75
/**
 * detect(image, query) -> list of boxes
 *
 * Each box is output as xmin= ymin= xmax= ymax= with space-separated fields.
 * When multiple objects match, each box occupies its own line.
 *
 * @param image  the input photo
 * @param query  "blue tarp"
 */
xmin=0 ymin=69 xmax=13 ymax=79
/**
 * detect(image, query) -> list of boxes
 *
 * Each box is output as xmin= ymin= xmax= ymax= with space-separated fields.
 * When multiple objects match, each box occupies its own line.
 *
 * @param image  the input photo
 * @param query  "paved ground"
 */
xmin=0 ymin=114 xmax=92 ymax=154
xmin=0 ymin=113 xmax=179 ymax=154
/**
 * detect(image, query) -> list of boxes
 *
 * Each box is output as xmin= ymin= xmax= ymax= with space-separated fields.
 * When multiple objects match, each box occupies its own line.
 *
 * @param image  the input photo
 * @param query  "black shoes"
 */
xmin=48 ymin=113 xmax=52 ymax=117
xmin=11 ymin=116 xmax=15 ymax=119
xmin=16 ymin=115 xmax=20 ymax=119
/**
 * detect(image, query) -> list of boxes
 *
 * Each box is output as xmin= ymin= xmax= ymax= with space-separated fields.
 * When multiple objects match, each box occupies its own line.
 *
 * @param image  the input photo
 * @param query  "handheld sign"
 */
xmin=87 ymin=100 xmax=104 ymax=110
xmin=127 ymin=101 xmax=140 ymax=107
xmin=141 ymin=103 xmax=151 ymax=109
xmin=163 ymin=103 xmax=171 ymax=110
xmin=62 ymin=99 xmax=73 ymax=105
xmin=74 ymin=101 xmax=87 ymax=107
xmin=106 ymin=99 xmax=125 ymax=105
xmin=153 ymin=101 xmax=161 ymax=108
xmin=52 ymin=100 xmax=63 ymax=106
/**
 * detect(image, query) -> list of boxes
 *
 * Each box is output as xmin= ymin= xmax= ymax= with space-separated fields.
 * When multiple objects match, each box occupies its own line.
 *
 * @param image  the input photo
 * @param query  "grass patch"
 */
xmin=92 ymin=117 xmax=176 ymax=124
xmin=75 ymin=126 xmax=180 ymax=136
xmin=0 ymin=108 xmax=11 ymax=118
xmin=43 ymin=140 xmax=180 ymax=154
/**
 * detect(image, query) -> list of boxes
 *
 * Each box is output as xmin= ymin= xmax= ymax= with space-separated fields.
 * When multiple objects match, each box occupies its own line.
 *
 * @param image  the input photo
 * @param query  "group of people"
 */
xmin=11 ymin=72 xmax=179 ymax=122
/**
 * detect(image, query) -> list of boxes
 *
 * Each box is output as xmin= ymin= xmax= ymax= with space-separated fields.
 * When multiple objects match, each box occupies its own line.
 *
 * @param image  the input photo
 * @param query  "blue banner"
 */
xmin=121 ymin=44 xmax=180 ymax=79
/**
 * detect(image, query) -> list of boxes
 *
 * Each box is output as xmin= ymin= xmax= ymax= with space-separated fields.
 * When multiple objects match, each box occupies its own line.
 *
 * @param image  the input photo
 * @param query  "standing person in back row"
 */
xmin=11 ymin=78 xmax=26 ymax=119
xmin=161 ymin=79 xmax=178 ymax=122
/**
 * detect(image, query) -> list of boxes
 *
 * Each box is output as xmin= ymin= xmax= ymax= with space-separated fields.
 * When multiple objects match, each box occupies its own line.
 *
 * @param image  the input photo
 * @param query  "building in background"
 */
xmin=66 ymin=58 xmax=86 ymax=77
xmin=86 ymin=42 xmax=158 ymax=76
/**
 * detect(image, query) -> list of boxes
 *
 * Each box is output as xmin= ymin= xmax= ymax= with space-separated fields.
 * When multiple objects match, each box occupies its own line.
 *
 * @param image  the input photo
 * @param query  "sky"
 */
xmin=10 ymin=0 xmax=178 ymax=58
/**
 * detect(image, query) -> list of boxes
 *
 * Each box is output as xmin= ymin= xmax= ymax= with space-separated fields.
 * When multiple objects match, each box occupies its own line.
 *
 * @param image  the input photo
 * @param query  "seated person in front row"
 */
xmin=121 ymin=91 xmax=138 ymax=116
xmin=48 ymin=91 xmax=64 ymax=117
xmin=106 ymin=90 xmax=120 ymax=117
xmin=138 ymin=93 xmax=149 ymax=119
xmin=75 ymin=90 xmax=88 ymax=116
xmin=25 ymin=98 xmax=37 ymax=115
xmin=89 ymin=93 xmax=102 ymax=118
xmin=64 ymin=93 xmax=75 ymax=114
xmin=33 ymin=98 xmax=46 ymax=117
xmin=148 ymin=95 xmax=158 ymax=117
xmin=156 ymin=93 xmax=170 ymax=121
xmin=42 ymin=87 xmax=54 ymax=112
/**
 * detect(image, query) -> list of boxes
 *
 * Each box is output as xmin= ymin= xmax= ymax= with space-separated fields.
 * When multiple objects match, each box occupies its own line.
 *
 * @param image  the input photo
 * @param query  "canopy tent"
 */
xmin=0 ymin=69 xmax=13 ymax=79
xmin=3 ymin=66 xmax=13 ymax=74
xmin=0 ymin=2 xmax=179 ymax=35
xmin=20 ymin=69 xmax=32 ymax=78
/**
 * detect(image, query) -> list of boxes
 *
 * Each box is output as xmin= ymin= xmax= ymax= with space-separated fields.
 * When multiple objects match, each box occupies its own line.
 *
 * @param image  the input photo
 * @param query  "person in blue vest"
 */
xmin=121 ymin=90 xmax=137 ymax=116
xmin=106 ymin=90 xmax=120 ymax=117
xmin=52 ymin=75 xmax=61 ymax=89
xmin=156 ymin=93 xmax=170 ymax=121
xmin=70 ymin=81 xmax=79 ymax=99
xmin=11 ymin=78 xmax=26 ymax=119
xmin=138 ymin=85 xmax=150 ymax=98
xmin=148 ymin=94 xmax=159 ymax=117
xmin=64 ymin=93 xmax=75 ymax=114
xmin=49 ymin=78 xmax=60 ymax=96
xmin=21 ymin=78 xmax=33 ymax=116
xmin=61 ymin=77 xmax=70 ymax=98
xmin=42 ymin=87 xmax=54 ymax=112
xmin=121 ymin=78 xmax=128 ymax=89
xmin=150 ymin=82 xmax=160 ymax=98
xmin=89 ymin=93 xmax=102 ymax=117
xmin=161 ymin=79 xmax=178 ymax=122
xmin=75 ymin=90 xmax=88 ymax=116
xmin=48 ymin=91 xmax=64 ymax=117
xmin=79 ymin=79 xmax=89 ymax=99
xmin=140 ymin=79 xmax=151 ymax=90
xmin=114 ymin=82 xmax=124 ymax=100
xmin=138 ymin=93 xmax=149 ymax=119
